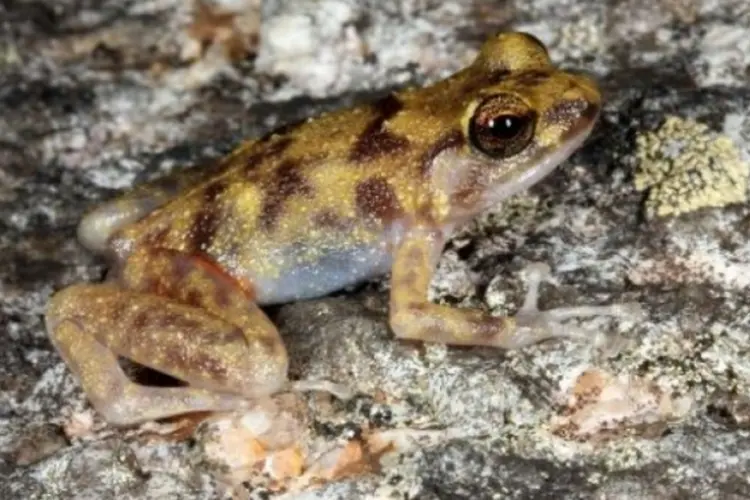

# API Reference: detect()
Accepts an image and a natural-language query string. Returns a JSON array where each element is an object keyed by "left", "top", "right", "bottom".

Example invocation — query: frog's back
[
  {"left": 102, "top": 71, "right": 478, "bottom": 285},
  {"left": 99, "top": 94, "right": 439, "bottom": 302},
  {"left": 110, "top": 101, "right": 412, "bottom": 250}
]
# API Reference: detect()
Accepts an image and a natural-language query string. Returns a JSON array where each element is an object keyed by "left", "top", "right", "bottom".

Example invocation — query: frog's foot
[
  {"left": 388, "top": 228, "right": 643, "bottom": 350},
  {"left": 506, "top": 262, "right": 644, "bottom": 348}
]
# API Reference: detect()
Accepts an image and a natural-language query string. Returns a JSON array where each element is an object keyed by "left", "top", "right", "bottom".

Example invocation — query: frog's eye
[{"left": 469, "top": 94, "right": 536, "bottom": 159}]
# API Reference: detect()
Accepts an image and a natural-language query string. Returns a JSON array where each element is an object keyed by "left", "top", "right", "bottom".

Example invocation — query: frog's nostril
[
  {"left": 566, "top": 71, "right": 601, "bottom": 104},
  {"left": 553, "top": 99, "right": 600, "bottom": 146}
]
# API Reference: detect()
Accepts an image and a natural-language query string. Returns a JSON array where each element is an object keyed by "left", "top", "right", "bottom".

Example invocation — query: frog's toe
[
  {"left": 290, "top": 379, "right": 355, "bottom": 401},
  {"left": 502, "top": 262, "right": 644, "bottom": 348}
]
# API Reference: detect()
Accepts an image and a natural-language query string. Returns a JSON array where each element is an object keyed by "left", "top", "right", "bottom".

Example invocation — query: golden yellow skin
[{"left": 46, "top": 32, "right": 638, "bottom": 425}]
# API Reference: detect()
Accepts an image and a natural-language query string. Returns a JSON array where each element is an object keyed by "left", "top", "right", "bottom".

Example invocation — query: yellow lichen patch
[{"left": 634, "top": 115, "right": 748, "bottom": 218}]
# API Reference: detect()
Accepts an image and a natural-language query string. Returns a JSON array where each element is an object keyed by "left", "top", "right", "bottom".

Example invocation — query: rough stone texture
[{"left": 2, "top": 0, "right": 750, "bottom": 498}]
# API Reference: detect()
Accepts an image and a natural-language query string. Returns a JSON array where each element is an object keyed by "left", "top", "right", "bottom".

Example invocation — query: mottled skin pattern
[{"left": 46, "top": 32, "right": 640, "bottom": 425}]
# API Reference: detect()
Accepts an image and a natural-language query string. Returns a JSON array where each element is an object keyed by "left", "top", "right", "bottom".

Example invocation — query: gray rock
[{"left": 2, "top": 0, "right": 750, "bottom": 498}]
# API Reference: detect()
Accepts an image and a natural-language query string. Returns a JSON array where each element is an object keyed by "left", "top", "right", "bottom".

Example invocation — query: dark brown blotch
[
  {"left": 349, "top": 94, "right": 410, "bottom": 162},
  {"left": 129, "top": 311, "right": 149, "bottom": 333},
  {"left": 487, "top": 68, "right": 512, "bottom": 84},
  {"left": 355, "top": 177, "right": 403, "bottom": 222},
  {"left": 188, "top": 179, "right": 227, "bottom": 253},
  {"left": 244, "top": 137, "right": 294, "bottom": 175},
  {"left": 205, "top": 326, "right": 246, "bottom": 347},
  {"left": 372, "top": 93, "right": 404, "bottom": 120},
  {"left": 109, "top": 299, "right": 128, "bottom": 323},
  {"left": 460, "top": 69, "right": 511, "bottom": 96},
  {"left": 211, "top": 282, "right": 232, "bottom": 309},
  {"left": 259, "top": 159, "right": 313, "bottom": 231},
  {"left": 184, "top": 289, "right": 203, "bottom": 308},
  {"left": 169, "top": 251, "right": 239, "bottom": 310},
  {"left": 178, "top": 283, "right": 231, "bottom": 310},
  {"left": 512, "top": 69, "right": 552, "bottom": 88},
  {"left": 420, "top": 129, "right": 465, "bottom": 175},
  {"left": 182, "top": 350, "right": 230, "bottom": 382},
  {"left": 143, "top": 224, "right": 172, "bottom": 248},
  {"left": 141, "top": 275, "right": 162, "bottom": 296},
  {"left": 170, "top": 251, "right": 194, "bottom": 284},
  {"left": 154, "top": 311, "right": 201, "bottom": 331},
  {"left": 350, "top": 128, "right": 409, "bottom": 163}
]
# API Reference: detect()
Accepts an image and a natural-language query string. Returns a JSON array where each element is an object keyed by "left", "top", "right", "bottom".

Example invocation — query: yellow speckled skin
[{"left": 46, "top": 33, "right": 612, "bottom": 425}]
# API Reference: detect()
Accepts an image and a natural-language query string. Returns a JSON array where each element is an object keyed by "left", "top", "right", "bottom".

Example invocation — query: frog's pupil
[{"left": 487, "top": 115, "right": 523, "bottom": 139}]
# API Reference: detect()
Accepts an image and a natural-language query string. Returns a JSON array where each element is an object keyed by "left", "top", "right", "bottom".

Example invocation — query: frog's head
[{"left": 429, "top": 32, "right": 601, "bottom": 221}]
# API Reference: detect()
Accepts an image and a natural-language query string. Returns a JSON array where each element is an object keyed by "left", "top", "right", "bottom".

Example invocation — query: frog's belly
[{"left": 246, "top": 243, "right": 393, "bottom": 305}]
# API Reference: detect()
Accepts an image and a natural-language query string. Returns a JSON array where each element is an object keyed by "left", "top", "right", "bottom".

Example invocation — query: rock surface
[{"left": 2, "top": 0, "right": 750, "bottom": 498}]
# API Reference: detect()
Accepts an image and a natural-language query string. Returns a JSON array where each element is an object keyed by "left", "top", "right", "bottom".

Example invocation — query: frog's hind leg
[{"left": 45, "top": 248, "right": 289, "bottom": 425}]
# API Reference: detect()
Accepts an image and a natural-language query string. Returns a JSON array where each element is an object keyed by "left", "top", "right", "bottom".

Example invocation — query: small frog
[{"left": 46, "top": 32, "right": 640, "bottom": 425}]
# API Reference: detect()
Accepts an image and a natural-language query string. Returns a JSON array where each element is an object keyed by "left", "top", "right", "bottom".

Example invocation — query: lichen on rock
[{"left": 634, "top": 115, "right": 748, "bottom": 219}]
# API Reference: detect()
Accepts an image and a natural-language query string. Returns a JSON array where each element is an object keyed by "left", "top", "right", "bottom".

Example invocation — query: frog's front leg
[
  {"left": 389, "top": 227, "right": 642, "bottom": 348},
  {"left": 45, "top": 248, "right": 289, "bottom": 425}
]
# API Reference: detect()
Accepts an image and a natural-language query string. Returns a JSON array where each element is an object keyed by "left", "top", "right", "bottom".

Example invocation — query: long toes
[{"left": 290, "top": 380, "right": 355, "bottom": 401}]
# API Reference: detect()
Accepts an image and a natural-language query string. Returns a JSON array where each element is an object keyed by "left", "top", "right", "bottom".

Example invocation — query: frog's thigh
[
  {"left": 47, "top": 302, "right": 252, "bottom": 425},
  {"left": 46, "top": 252, "right": 288, "bottom": 425}
]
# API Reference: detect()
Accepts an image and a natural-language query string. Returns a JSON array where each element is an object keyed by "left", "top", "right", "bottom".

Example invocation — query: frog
[{"left": 45, "top": 32, "right": 641, "bottom": 426}]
